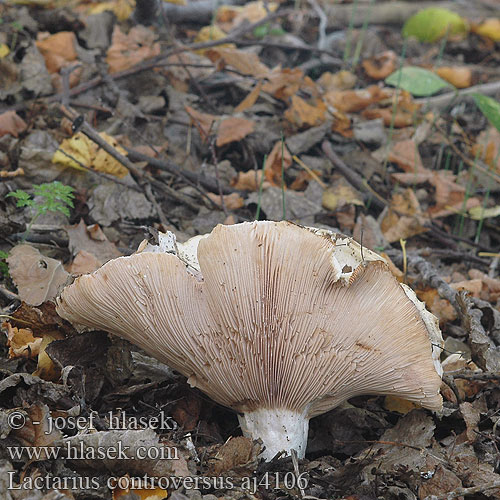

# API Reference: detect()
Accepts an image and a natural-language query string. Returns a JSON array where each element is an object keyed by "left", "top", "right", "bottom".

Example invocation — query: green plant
[{"left": 7, "top": 181, "right": 75, "bottom": 240}]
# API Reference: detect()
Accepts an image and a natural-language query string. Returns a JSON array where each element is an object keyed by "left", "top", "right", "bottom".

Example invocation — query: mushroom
[{"left": 56, "top": 221, "right": 443, "bottom": 460}]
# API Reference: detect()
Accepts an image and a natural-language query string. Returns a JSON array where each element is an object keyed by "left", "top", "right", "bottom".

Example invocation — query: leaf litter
[{"left": 0, "top": 0, "right": 500, "bottom": 499}]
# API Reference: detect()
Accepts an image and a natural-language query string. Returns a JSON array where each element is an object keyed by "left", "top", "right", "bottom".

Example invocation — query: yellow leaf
[
  {"left": 52, "top": 132, "right": 96, "bottom": 171},
  {"left": 0, "top": 43, "right": 10, "bottom": 58},
  {"left": 90, "top": 0, "right": 136, "bottom": 21},
  {"left": 52, "top": 132, "right": 129, "bottom": 178},
  {"left": 469, "top": 205, "right": 500, "bottom": 220},
  {"left": 474, "top": 18, "right": 500, "bottom": 42},
  {"left": 94, "top": 133, "right": 129, "bottom": 178},
  {"left": 33, "top": 332, "right": 64, "bottom": 381},
  {"left": 162, "top": 0, "right": 186, "bottom": 4},
  {"left": 194, "top": 25, "right": 233, "bottom": 54}
]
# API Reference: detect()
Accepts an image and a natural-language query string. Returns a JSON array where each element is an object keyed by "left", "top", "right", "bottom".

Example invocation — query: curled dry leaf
[
  {"left": 89, "top": 0, "right": 136, "bottom": 21},
  {"left": 317, "top": 70, "right": 356, "bottom": 91},
  {"left": 262, "top": 67, "right": 316, "bottom": 101},
  {"left": 231, "top": 169, "right": 270, "bottom": 191},
  {"left": 362, "top": 51, "right": 397, "bottom": 80},
  {"left": 106, "top": 25, "right": 161, "bottom": 73},
  {"left": 324, "top": 85, "right": 389, "bottom": 113},
  {"left": 216, "top": 116, "right": 255, "bottom": 147},
  {"left": 284, "top": 95, "right": 326, "bottom": 130},
  {"left": 0, "top": 110, "right": 28, "bottom": 138},
  {"left": 362, "top": 91, "right": 420, "bottom": 127},
  {"left": 7, "top": 245, "right": 69, "bottom": 306},
  {"left": 206, "top": 47, "right": 269, "bottom": 78},
  {"left": 388, "top": 139, "right": 428, "bottom": 173},
  {"left": 3, "top": 322, "right": 42, "bottom": 359},
  {"left": 264, "top": 140, "right": 292, "bottom": 186},
  {"left": 206, "top": 192, "right": 245, "bottom": 210},
  {"left": 471, "top": 126, "right": 500, "bottom": 172},
  {"left": 435, "top": 66, "right": 472, "bottom": 89},
  {"left": 36, "top": 31, "right": 78, "bottom": 73}
]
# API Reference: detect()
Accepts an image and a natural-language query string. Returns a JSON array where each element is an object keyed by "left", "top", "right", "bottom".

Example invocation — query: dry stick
[
  {"left": 321, "top": 140, "right": 386, "bottom": 211},
  {"left": 423, "top": 479, "right": 500, "bottom": 500},
  {"left": 59, "top": 106, "right": 199, "bottom": 214},
  {"left": 0, "top": 9, "right": 293, "bottom": 115},
  {"left": 126, "top": 148, "right": 238, "bottom": 195},
  {"left": 416, "top": 80, "right": 500, "bottom": 111}
]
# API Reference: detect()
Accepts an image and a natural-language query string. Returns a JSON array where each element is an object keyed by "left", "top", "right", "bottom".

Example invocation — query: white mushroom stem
[{"left": 238, "top": 408, "right": 309, "bottom": 460}]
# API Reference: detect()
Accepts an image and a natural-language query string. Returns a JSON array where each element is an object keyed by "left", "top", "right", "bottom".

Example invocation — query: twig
[
  {"left": 416, "top": 80, "right": 500, "bottom": 111},
  {"left": 0, "top": 285, "right": 20, "bottom": 302},
  {"left": 321, "top": 140, "right": 386, "bottom": 211}
]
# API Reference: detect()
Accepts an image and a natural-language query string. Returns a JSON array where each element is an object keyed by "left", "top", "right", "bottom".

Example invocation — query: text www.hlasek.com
[{"left": 7, "top": 440, "right": 177, "bottom": 461}]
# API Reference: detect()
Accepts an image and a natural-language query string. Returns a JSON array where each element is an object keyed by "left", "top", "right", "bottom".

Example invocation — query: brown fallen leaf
[
  {"left": 7, "top": 245, "right": 69, "bottom": 306},
  {"left": 264, "top": 140, "right": 292, "bottom": 186},
  {"left": 284, "top": 95, "right": 326, "bottom": 130},
  {"left": 106, "top": 25, "right": 161, "bottom": 73},
  {"left": 362, "top": 51, "right": 397, "bottom": 80},
  {"left": 262, "top": 67, "right": 314, "bottom": 101},
  {"left": 0, "top": 111, "right": 28, "bottom": 138},
  {"left": 471, "top": 126, "right": 500, "bottom": 173},
  {"left": 235, "top": 80, "right": 263, "bottom": 113},
  {"left": 362, "top": 91, "right": 420, "bottom": 127},
  {"left": 436, "top": 66, "right": 472, "bottom": 89},
  {"left": 388, "top": 139, "right": 428, "bottom": 173},
  {"left": 317, "top": 70, "right": 356, "bottom": 91},
  {"left": 324, "top": 85, "right": 389, "bottom": 113},
  {"left": 185, "top": 105, "right": 217, "bottom": 141},
  {"left": 216, "top": 116, "right": 255, "bottom": 147},
  {"left": 231, "top": 169, "right": 270, "bottom": 191},
  {"left": 206, "top": 192, "right": 245, "bottom": 210},
  {"left": 206, "top": 47, "right": 269, "bottom": 78},
  {"left": 450, "top": 279, "right": 483, "bottom": 297},
  {"left": 36, "top": 31, "right": 78, "bottom": 73},
  {"left": 3, "top": 322, "right": 42, "bottom": 359},
  {"left": 416, "top": 287, "right": 457, "bottom": 324}
]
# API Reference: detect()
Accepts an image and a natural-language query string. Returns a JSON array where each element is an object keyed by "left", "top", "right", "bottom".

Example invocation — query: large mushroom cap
[{"left": 56, "top": 221, "right": 442, "bottom": 458}]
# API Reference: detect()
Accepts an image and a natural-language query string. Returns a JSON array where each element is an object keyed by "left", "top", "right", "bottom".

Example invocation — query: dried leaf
[
  {"left": 52, "top": 131, "right": 129, "bottom": 178},
  {"left": 388, "top": 139, "right": 428, "bottom": 173},
  {"left": 3, "top": 322, "right": 42, "bottom": 359},
  {"left": 0, "top": 110, "right": 27, "bottom": 138},
  {"left": 106, "top": 26, "right": 161, "bottom": 73},
  {"left": 317, "top": 70, "right": 356, "bottom": 91},
  {"left": 7, "top": 245, "right": 69, "bottom": 306},
  {"left": 234, "top": 80, "right": 263, "bottom": 112},
  {"left": 90, "top": 0, "right": 135, "bottom": 21},
  {"left": 185, "top": 105, "right": 217, "bottom": 141},
  {"left": 264, "top": 140, "right": 292, "bottom": 186},
  {"left": 284, "top": 95, "right": 326, "bottom": 130},
  {"left": 36, "top": 31, "right": 78, "bottom": 73},
  {"left": 362, "top": 51, "right": 397, "bottom": 80},
  {"left": 436, "top": 66, "right": 472, "bottom": 89},
  {"left": 206, "top": 47, "right": 269, "bottom": 77},
  {"left": 206, "top": 192, "right": 245, "bottom": 210},
  {"left": 216, "top": 116, "right": 255, "bottom": 146},
  {"left": 324, "top": 85, "right": 389, "bottom": 113},
  {"left": 231, "top": 169, "right": 269, "bottom": 191}
]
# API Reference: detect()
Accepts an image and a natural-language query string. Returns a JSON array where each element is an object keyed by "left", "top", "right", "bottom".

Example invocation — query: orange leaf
[
  {"left": 36, "top": 32, "right": 77, "bottom": 73},
  {"left": 207, "top": 192, "right": 245, "bottom": 209},
  {"left": 206, "top": 47, "right": 269, "bottom": 78},
  {"left": 284, "top": 95, "right": 326, "bottom": 130},
  {"left": 216, "top": 116, "right": 255, "bottom": 146},
  {"left": 362, "top": 51, "right": 397, "bottom": 80},
  {"left": 231, "top": 169, "right": 270, "bottom": 191},
  {"left": 324, "top": 85, "right": 388, "bottom": 113}
]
